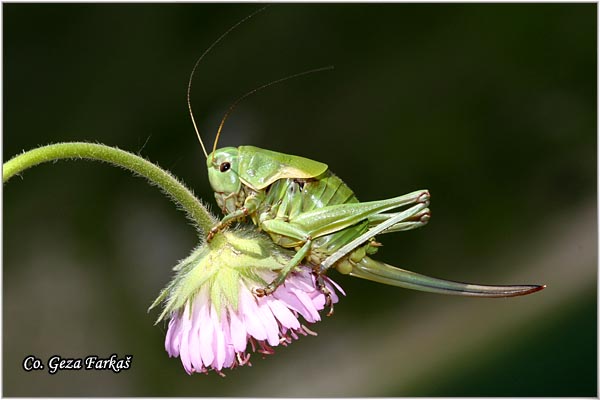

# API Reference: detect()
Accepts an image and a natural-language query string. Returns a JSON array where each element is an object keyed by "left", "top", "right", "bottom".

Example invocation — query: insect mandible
[{"left": 187, "top": 9, "right": 545, "bottom": 310}]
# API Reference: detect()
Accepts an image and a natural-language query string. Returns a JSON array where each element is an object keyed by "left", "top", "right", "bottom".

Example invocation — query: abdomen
[{"left": 262, "top": 171, "right": 370, "bottom": 259}]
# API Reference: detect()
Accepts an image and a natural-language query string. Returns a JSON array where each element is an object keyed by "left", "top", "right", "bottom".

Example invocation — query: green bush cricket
[{"left": 188, "top": 9, "right": 545, "bottom": 311}]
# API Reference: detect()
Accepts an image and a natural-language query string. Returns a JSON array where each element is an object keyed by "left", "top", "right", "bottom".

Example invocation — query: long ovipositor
[{"left": 352, "top": 256, "right": 545, "bottom": 297}]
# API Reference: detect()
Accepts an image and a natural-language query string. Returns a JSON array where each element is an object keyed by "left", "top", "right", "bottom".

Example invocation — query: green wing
[{"left": 238, "top": 145, "right": 328, "bottom": 190}]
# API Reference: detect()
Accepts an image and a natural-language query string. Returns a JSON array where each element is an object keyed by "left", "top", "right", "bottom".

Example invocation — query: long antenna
[
  {"left": 187, "top": 6, "right": 269, "bottom": 159},
  {"left": 211, "top": 65, "right": 335, "bottom": 161}
]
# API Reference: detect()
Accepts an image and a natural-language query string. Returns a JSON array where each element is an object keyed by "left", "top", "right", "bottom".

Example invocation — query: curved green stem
[{"left": 3, "top": 142, "right": 217, "bottom": 236}]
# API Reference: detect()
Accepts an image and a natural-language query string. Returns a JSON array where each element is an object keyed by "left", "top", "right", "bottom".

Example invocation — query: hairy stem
[{"left": 3, "top": 142, "right": 217, "bottom": 236}]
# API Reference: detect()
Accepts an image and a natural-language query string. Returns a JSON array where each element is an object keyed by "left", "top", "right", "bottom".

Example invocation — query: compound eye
[{"left": 219, "top": 162, "right": 231, "bottom": 172}]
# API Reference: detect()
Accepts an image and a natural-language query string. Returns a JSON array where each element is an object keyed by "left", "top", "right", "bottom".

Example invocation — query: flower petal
[
  {"left": 198, "top": 299, "right": 214, "bottom": 367},
  {"left": 179, "top": 302, "right": 194, "bottom": 374},
  {"left": 165, "top": 316, "right": 182, "bottom": 357},
  {"left": 228, "top": 306, "right": 247, "bottom": 353},
  {"left": 290, "top": 287, "right": 321, "bottom": 322},
  {"left": 257, "top": 299, "right": 283, "bottom": 346},
  {"left": 266, "top": 297, "right": 301, "bottom": 330},
  {"left": 211, "top": 305, "right": 226, "bottom": 371},
  {"left": 326, "top": 276, "right": 346, "bottom": 297},
  {"left": 189, "top": 296, "right": 205, "bottom": 372},
  {"left": 220, "top": 313, "right": 236, "bottom": 368},
  {"left": 239, "top": 288, "right": 268, "bottom": 341}
]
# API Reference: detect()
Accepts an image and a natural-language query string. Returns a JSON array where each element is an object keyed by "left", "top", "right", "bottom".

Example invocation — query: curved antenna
[
  {"left": 211, "top": 65, "right": 335, "bottom": 161},
  {"left": 187, "top": 6, "right": 269, "bottom": 158}
]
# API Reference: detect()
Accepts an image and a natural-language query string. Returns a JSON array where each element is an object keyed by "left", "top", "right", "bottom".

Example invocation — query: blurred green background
[{"left": 3, "top": 3, "right": 596, "bottom": 396}]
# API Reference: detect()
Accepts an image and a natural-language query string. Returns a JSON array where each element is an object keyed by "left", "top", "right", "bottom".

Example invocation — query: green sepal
[{"left": 149, "top": 227, "right": 294, "bottom": 324}]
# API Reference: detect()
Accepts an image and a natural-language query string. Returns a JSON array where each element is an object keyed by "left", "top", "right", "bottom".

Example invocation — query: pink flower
[
  {"left": 165, "top": 267, "right": 342, "bottom": 375},
  {"left": 150, "top": 229, "right": 344, "bottom": 375}
]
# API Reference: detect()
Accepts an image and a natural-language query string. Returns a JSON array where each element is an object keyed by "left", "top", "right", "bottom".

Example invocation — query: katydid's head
[{"left": 207, "top": 147, "right": 242, "bottom": 211}]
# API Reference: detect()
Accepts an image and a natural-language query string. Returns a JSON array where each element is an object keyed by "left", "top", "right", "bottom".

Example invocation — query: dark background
[{"left": 3, "top": 3, "right": 596, "bottom": 396}]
